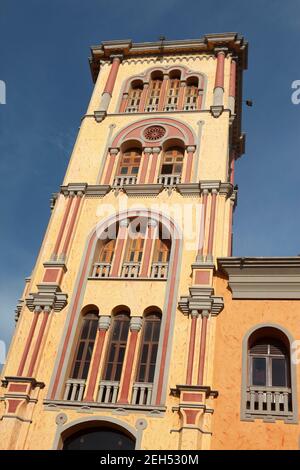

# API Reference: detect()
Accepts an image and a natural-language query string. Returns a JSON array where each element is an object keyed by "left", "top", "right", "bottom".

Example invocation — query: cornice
[{"left": 218, "top": 257, "right": 300, "bottom": 299}]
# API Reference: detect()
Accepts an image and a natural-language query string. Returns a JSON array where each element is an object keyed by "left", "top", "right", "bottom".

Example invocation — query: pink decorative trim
[
  {"left": 60, "top": 196, "right": 82, "bottom": 258},
  {"left": 197, "top": 315, "right": 208, "bottom": 385},
  {"left": 207, "top": 192, "right": 217, "bottom": 258},
  {"left": 186, "top": 315, "right": 197, "bottom": 385},
  {"left": 117, "top": 330, "right": 139, "bottom": 404},
  {"left": 185, "top": 409, "right": 199, "bottom": 425},
  {"left": 119, "top": 94, "right": 128, "bottom": 113},
  {"left": 182, "top": 392, "right": 203, "bottom": 402},
  {"left": 27, "top": 311, "right": 49, "bottom": 377},
  {"left": 17, "top": 312, "right": 39, "bottom": 376},
  {"left": 138, "top": 84, "right": 149, "bottom": 112},
  {"left": 214, "top": 51, "right": 225, "bottom": 89},
  {"left": 197, "top": 192, "right": 208, "bottom": 257},
  {"left": 177, "top": 83, "right": 185, "bottom": 111},
  {"left": 148, "top": 150, "right": 159, "bottom": 183},
  {"left": 229, "top": 59, "right": 237, "bottom": 98},
  {"left": 228, "top": 203, "right": 233, "bottom": 257},
  {"left": 52, "top": 196, "right": 73, "bottom": 258},
  {"left": 140, "top": 223, "right": 157, "bottom": 277},
  {"left": 158, "top": 76, "right": 168, "bottom": 111},
  {"left": 103, "top": 56, "right": 121, "bottom": 96},
  {"left": 138, "top": 150, "right": 150, "bottom": 184},
  {"left": 110, "top": 223, "right": 127, "bottom": 277},
  {"left": 84, "top": 329, "right": 107, "bottom": 401},
  {"left": 195, "top": 271, "right": 210, "bottom": 285},
  {"left": 184, "top": 149, "right": 194, "bottom": 183},
  {"left": 103, "top": 150, "right": 117, "bottom": 185}
]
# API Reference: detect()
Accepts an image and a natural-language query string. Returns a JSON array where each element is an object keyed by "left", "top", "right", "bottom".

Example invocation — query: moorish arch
[{"left": 48, "top": 209, "right": 183, "bottom": 408}]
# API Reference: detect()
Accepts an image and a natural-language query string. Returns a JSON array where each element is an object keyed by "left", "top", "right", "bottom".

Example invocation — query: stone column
[
  {"left": 186, "top": 310, "right": 199, "bottom": 385},
  {"left": 17, "top": 306, "right": 41, "bottom": 376},
  {"left": 158, "top": 73, "right": 169, "bottom": 111},
  {"left": 148, "top": 147, "right": 161, "bottom": 183},
  {"left": 110, "top": 219, "right": 129, "bottom": 277},
  {"left": 84, "top": 316, "right": 111, "bottom": 401},
  {"left": 228, "top": 58, "right": 237, "bottom": 114},
  {"left": 119, "top": 92, "right": 129, "bottom": 112},
  {"left": 140, "top": 220, "right": 158, "bottom": 277},
  {"left": 51, "top": 195, "right": 74, "bottom": 260},
  {"left": 27, "top": 306, "right": 51, "bottom": 377},
  {"left": 95, "top": 55, "right": 122, "bottom": 122},
  {"left": 213, "top": 50, "right": 226, "bottom": 107},
  {"left": 138, "top": 82, "right": 149, "bottom": 112},
  {"left": 197, "top": 310, "right": 209, "bottom": 385},
  {"left": 103, "top": 148, "right": 119, "bottom": 185},
  {"left": 177, "top": 80, "right": 186, "bottom": 110},
  {"left": 138, "top": 147, "right": 152, "bottom": 184},
  {"left": 184, "top": 146, "right": 196, "bottom": 183},
  {"left": 206, "top": 189, "right": 218, "bottom": 262},
  {"left": 117, "top": 317, "right": 143, "bottom": 404},
  {"left": 59, "top": 191, "right": 83, "bottom": 260}
]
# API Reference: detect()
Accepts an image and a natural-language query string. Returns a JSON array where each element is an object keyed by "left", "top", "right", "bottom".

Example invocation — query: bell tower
[{"left": 0, "top": 33, "right": 248, "bottom": 450}]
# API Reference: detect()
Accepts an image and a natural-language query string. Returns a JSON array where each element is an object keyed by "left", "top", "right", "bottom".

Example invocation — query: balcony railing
[
  {"left": 158, "top": 174, "right": 181, "bottom": 187},
  {"left": 150, "top": 262, "right": 169, "bottom": 279},
  {"left": 164, "top": 104, "right": 177, "bottom": 112},
  {"left": 92, "top": 262, "right": 111, "bottom": 278},
  {"left": 184, "top": 103, "right": 197, "bottom": 111},
  {"left": 245, "top": 386, "right": 293, "bottom": 419},
  {"left": 145, "top": 104, "right": 158, "bottom": 112},
  {"left": 113, "top": 175, "right": 137, "bottom": 187},
  {"left": 125, "top": 106, "right": 139, "bottom": 113},
  {"left": 98, "top": 381, "right": 120, "bottom": 404},
  {"left": 131, "top": 382, "right": 153, "bottom": 406},
  {"left": 121, "top": 262, "right": 141, "bottom": 278},
  {"left": 63, "top": 379, "right": 86, "bottom": 402}
]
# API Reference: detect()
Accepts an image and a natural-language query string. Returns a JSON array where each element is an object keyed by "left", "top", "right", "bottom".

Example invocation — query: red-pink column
[
  {"left": 110, "top": 219, "right": 129, "bottom": 277},
  {"left": 17, "top": 307, "right": 41, "bottom": 376},
  {"left": 117, "top": 317, "right": 143, "bottom": 404},
  {"left": 186, "top": 310, "right": 199, "bottom": 385},
  {"left": 197, "top": 189, "right": 209, "bottom": 261},
  {"left": 99, "top": 55, "right": 122, "bottom": 112},
  {"left": 177, "top": 80, "right": 186, "bottom": 110},
  {"left": 140, "top": 220, "right": 157, "bottom": 277},
  {"left": 213, "top": 50, "right": 226, "bottom": 107},
  {"left": 197, "top": 76, "right": 204, "bottom": 110},
  {"left": 206, "top": 189, "right": 218, "bottom": 262},
  {"left": 103, "top": 148, "right": 119, "bottom": 185},
  {"left": 119, "top": 92, "right": 129, "bottom": 112},
  {"left": 59, "top": 191, "right": 83, "bottom": 260},
  {"left": 51, "top": 196, "right": 73, "bottom": 260},
  {"left": 138, "top": 148, "right": 151, "bottom": 184},
  {"left": 148, "top": 147, "right": 161, "bottom": 184},
  {"left": 27, "top": 307, "right": 51, "bottom": 377},
  {"left": 138, "top": 82, "right": 149, "bottom": 112},
  {"left": 228, "top": 197, "right": 235, "bottom": 256},
  {"left": 184, "top": 146, "right": 196, "bottom": 183},
  {"left": 84, "top": 316, "right": 111, "bottom": 401},
  {"left": 228, "top": 58, "right": 237, "bottom": 114},
  {"left": 158, "top": 73, "right": 169, "bottom": 111},
  {"left": 197, "top": 310, "right": 209, "bottom": 385}
]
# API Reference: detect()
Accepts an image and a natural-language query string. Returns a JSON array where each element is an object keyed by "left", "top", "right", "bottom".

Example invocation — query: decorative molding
[
  {"left": 26, "top": 284, "right": 68, "bottom": 312},
  {"left": 123, "top": 183, "right": 163, "bottom": 197},
  {"left": 218, "top": 257, "right": 300, "bottom": 299},
  {"left": 178, "top": 286, "right": 224, "bottom": 316},
  {"left": 61, "top": 183, "right": 87, "bottom": 197},
  {"left": 85, "top": 185, "right": 111, "bottom": 197}
]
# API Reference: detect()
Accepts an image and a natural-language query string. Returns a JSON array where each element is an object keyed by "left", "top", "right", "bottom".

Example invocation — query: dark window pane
[
  {"left": 139, "top": 365, "right": 145, "bottom": 382},
  {"left": 76, "top": 342, "right": 85, "bottom": 361},
  {"left": 150, "top": 344, "right": 158, "bottom": 363},
  {"left": 161, "top": 164, "right": 173, "bottom": 175},
  {"left": 104, "top": 363, "right": 112, "bottom": 381},
  {"left": 144, "top": 323, "right": 152, "bottom": 341},
  {"left": 120, "top": 167, "right": 128, "bottom": 174},
  {"left": 108, "top": 344, "right": 116, "bottom": 362},
  {"left": 141, "top": 344, "right": 149, "bottom": 364},
  {"left": 153, "top": 323, "right": 161, "bottom": 341},
  {"left": 82, "top": 362, "right": 90, "bottom": 379},
  {"left": 272, "top": 358, "right": 287, "bottom": 387},
  {"left": 252, "top": 357, "right": 267, "bottom": 386},
  {"left": 148, "top": 364, "right": 155, "bottom": 382}
]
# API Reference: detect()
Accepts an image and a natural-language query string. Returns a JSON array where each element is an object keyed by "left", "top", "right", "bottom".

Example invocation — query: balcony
[
  {"left": 113, "top": 175, "right": 137, "bottom": 187},
  {"left": 125, "top": 106, "right": 139, "bottom": 113},
  {"left": 98, "top": 380, "right": 120, "bottom": 404},
  {"left": 92, "top": 262, "right": 111, "bottom": 278},
  {"left": 150, "top": 262, "right": 168, "bottom": 279},
  {"left": 157, "top": 174, "right": 181, "bottom": 187},
  {"left": 245, "top": 386, "right": 293, "bottom": 420},
  {"left": 63, "top": 379, "right": 86, "bottom": 402},
  {"left": 145, "top": 104, "right": 158, "bottom": 112},
  {"left": 164, "top": 104, "right": 177, "bottom": 112},
  {"left": 131, "top": 382, "right": 153, "bottom": 406},
  {"left": 121, "top": 262, "right": 141, "bottom": 278}
]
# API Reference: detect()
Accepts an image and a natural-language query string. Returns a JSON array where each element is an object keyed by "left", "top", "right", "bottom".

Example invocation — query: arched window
[
  {"left": 92, "top": 239, "right": 116, "bottom": 278},
  {"left": 103, "top": 313, "right": 130, "bottom": 382},
  {"left": 70, "top": 312, "right": 98, "bottom": 380},
  {"left": 164, "top": 71, "right": 181, "bottom": 111},
  {"left": 160, "top": 147, "right": 184, "bottom": 177},
  {"left": 126, "top": 81, "right": 143, "bottom": 113},
  {"left": 114, "top": 148, "right": 142, "bottom": 186},
  {"left": 62, "top": 424, "right": 135, "bottom": 450},
  {"left": 136, "top": 313, "right": 161, "bottom": 384},
  {"left": 242, "top": 326, "right": 296, "bottom": 423},
  {"left": 153, "top": 239, "right": 171, "bottom": 263},
  {"left": 99, "top": 239, "right": 116, "bottom": 264},
  {"left": 184, "top": 77, "right": 199, "bottom": 111},
  {"left": 146, "top": 73, "right": 163, "bottom": 112}
]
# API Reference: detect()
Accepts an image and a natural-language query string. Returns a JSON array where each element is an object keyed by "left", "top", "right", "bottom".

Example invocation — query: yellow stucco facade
[{"left": 1, "top": 33, "right": 299, "bottom": 451}]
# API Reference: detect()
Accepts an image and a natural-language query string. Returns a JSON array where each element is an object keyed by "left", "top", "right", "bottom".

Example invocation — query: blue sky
[{"left": 1, "top": 0, "right": 300, "bottom": 351}]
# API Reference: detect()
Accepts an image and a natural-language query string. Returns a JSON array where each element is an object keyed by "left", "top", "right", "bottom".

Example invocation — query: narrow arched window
[
  {"left": 136, "top": 313, "right": 161, "bottom": 383},
  {"left": 70, "top": 312, "right": 98, "bottom": 380},
  {"left": 126, "top": 82, "right": 143, "bottom": 113},
  {"left": 184, "top": 77, "right": 199, "bottom": 111},
  {"left": 99, "top": 239, "right": 116, "bottom": 264},
  {"left": 153, "top": 239, "right": 171, "bottom": 263},
  {"left": 160, "top": 147, "right": 184, "bottom": 176},
  {"left": 103, "top": 313, "right": 130, "bottom": 382},
  {"left": 249, "top": 338, "right": 289, "bottom": 388},
  {"left": 146, "top": 76, "right": 163, "bottom": 111},
  {"left": 164, "top": 74, "right": 180, "bottom": 111},
  {"left": 117, "top": 148, "right": 141, "bottom": 177}
]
